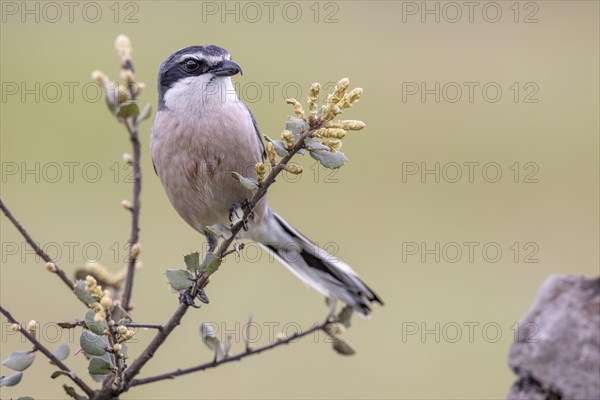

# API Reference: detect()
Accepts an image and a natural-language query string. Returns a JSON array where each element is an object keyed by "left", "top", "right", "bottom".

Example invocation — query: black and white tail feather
[{"left": 251, "top": 210, "right": 383, "bottom": 317}]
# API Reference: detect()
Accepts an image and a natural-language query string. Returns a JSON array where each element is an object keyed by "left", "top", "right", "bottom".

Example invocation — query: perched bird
[{"left": 151, "top": 45, "right": 382, "bottom": 317}]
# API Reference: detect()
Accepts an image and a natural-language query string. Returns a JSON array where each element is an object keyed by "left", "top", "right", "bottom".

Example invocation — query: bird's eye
[{"left": 184, "top": 59, "right": 200, "bottom": 72}]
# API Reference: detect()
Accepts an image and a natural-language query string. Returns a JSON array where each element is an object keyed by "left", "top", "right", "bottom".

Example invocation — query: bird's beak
[{"left": 212, "top": 60, "right": 243, "bottom": 77}]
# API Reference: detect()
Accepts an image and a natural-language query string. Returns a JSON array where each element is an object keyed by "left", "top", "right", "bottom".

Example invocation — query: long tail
[{"left": 249, "top": 210, "right": 383, "bottom": 317}]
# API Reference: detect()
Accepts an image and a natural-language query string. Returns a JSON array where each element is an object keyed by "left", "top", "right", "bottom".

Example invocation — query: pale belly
[{"left": 150, "top": 107, "right": 265, "bottom": 234}]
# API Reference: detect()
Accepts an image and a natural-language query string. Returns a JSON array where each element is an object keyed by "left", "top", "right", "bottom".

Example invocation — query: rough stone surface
[{"left": 507, "top": 275, "right": 600, "bottom": 400}]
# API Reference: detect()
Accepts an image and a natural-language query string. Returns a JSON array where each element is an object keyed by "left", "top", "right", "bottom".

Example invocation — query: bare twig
[
  {"left": 120, "top": 128, "right": 314, "bottom": 389},
  {"left": 120, "top": 95, "right": 142, "bottom": 313},
  {"left": 0, "top": 199, "right": 84, "bottom": 305},
  {"left": 129, "top": 321, "right": 328, "bottom": 387},
  {"left": 0, "top": 305, "right": 95, "bottom": 398}
]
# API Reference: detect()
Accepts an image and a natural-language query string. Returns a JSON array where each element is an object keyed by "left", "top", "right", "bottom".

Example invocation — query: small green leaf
[
  {"left": 272, "top": 140, "right": 289, "bottom": 157},
  {"left": 80, "top": 331, "right": 108, "bottom": 356},
  {"left": 117, "top": 319, "right": 128, "bottom": 326},
  {"left": 203, "top": 253, "right": 222, "bottom": 276},
  {"left": 286, "top": 116, "right": 309, "bottom": 140},
  {"left": 88, "top": 356, "right": 112, "bottom": 375},
  {"left": 309, "top": 149, "right": 348, "bottom": 169},
  {"left": 332, "top": 337, "right": 356, "bottom": 356},
  {"left": 73, "top": 280, "right": 94, "bottom": 304},
  {"left": 63, "top": 384, "right": 88, "bottom": 400},
  {"left": 89, "top": 374, "right": 107, "bottom": 383},
  {"left": 165, "top": 269, "right": 192, "bottom": 291},
  {"left": 206, "top": 224, "right": 232, "bottom": 240},
  {"left": 231, "top": 172, "right": 259, "bottom": 190},
  {"left": 2, "top": 350, "right": 35, "bottom": 371},
  {"left": 84, "top": 309, "right": 108, "bottom": 335},
  {"left": 0, "top": 371, "right": 23, "bottom": 386},
  {"left": 337, "top": 305, "right": 353, "bottom": 328},
  {"left": 53, "top": 343, "right": 70, "bottom": 361},
  {"left": 184, "top": 252, "right": 201, "bottom": 273},
  {"left": 200, "top": 323, "right": 225, "bottom": 361},
  {"left": 304, "top": 138, "right": 330, "bottom": 151},
  {"left": 51, "top": 370, "right": 72, "bottom": 379},
  {"left": 138, "top": 103, "right": 152, "bottom": 121},
  {"left": 116, "top": 102, "right": 140, "bottom": 119}
]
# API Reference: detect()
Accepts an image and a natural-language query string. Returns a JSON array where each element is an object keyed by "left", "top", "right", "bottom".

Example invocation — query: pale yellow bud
[
  {"left": 91, "top": 70, "right": 108, "bottom": 85},
  {"left": 275, "top": 332, "right": 286, "bottom": 342},
  {"left": 255, "top": 163, "right": 266, "bottom": 184},
  {"left": 266, "top": 142, "right": 277, "bottom": 166},
  {"left": 114, "top": 34, "right": 133, "bottom": 62},
  {"left": 130, "top": 243, "right": 141, "bottom": 259},
  {"left": 281, "top": 130, "right": 295, "bottom": 146},
  {"left": 348, "top": 88, "right": 363, "bottom": 103},
  {"left": 316, "top": 128, "right": 346, "bottom": 139},
  {"left": 100, "top": 296, "right": 113, "bottom": 309},
  {"left": 133, "top": 82, "right": 145, "bottom": 96},
  {"left": 286, "top": 98, "right": 305, "bottom": 119},
  {"left": 86, "top": 275, "right": 97, "bottom": 288},
  {"left": 322, "top": 139, "right": 342, "bottom": 151},
  {"left": 284, "top": 164, "right": 303, "bottom": 175},
  {"left": 308, "top": 82, "right": 321, "bottom": 112},
  {"left": 308, "top": 82, "right": 321, "bottom": 99},
  {"left": 45, "top": 262, "right": 57, "bottom": 272},
  {"left": 255, "top": 162, "right": 266, "bottom": 175},
  {"left": 327, "top": 120, "right": 365, "bottom": 130},
  {"left": 11, "top": 323, "right": 21, "bottom": 332},
  {"left": 117, "top": 326, "right": 128, "bottom": 335},
  {"left": 135, "top": 260, "right": 143, "bottom": 271},
  {"left": 328, "top": 78, "right": 350, "bottom": 105},
  {"left": 113, "top": 343, "right": 122, "bottom": 352},
  {"left": 120, "top": 69, "right": 135, "bottom": 84},
  {"left": 94, "top": 310, "right": 106, "bottom": 323},
  {"left": 27, "top": 320, "right": 37, "bottom": 335},
  {"left": 117, "top": 85, "right": 130, "bottom": 103},
  {"left": 121, "top": 199, "right": 133, "bottom": 210},
  {"left": 122, "top": 152, "right": 133, "bottom": 164},
  {"left": 325, "top": 322, "right": 346, "bottom": 336}
]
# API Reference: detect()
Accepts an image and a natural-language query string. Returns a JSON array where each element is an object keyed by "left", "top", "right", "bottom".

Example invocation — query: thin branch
[
  {"left": 120, "top": 128, "right": 315, "bottom": 389},
  {"left": 120, "top": 105, "right": 142, "bottom": 313},
  {"left": 126, "top": 323, "right": 163, "bottom": 330},
  {"left": 0, "top": 199, "right": 84, "bottom": 304},
  {"left": 129, "top": 321, "right": 328, "bottom": 387},
  {"left": 0, "top": 304, "right": 95, "bottom": 398}
]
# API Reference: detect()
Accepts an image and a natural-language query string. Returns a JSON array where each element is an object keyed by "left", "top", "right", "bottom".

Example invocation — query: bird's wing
[{"left": 242, "top": 103, "right": 266, "bottom": 161}]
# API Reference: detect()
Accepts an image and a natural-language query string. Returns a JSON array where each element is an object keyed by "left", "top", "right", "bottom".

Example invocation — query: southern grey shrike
[{"left": 151, "top": 45, "right": 382, "bottom": 317}]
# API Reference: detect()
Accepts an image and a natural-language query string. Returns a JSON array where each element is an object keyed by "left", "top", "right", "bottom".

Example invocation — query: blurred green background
[{"left": 1, "top": 1, "right": 598, "bottom": 399}]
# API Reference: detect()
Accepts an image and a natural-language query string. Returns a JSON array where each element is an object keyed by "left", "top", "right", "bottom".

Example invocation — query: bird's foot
[
  {"left": 228, "top": 199, "right": 252, "bottom": 231},
  {"left": 179, "top": 287, "right": 210, "bottom": 308}
]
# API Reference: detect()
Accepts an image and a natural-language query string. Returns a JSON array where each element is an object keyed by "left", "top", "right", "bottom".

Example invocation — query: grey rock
[{"left": 508, "top": 275, "right": 600, "bottom": 400}]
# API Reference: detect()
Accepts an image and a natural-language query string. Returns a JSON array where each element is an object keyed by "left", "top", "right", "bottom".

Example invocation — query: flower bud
[
  {"left": 285, "top": 164, "right": 303, "bottom": 175},
  {"left": 27, "top": 320, "right": 37, "bottom": 335},
  {"left": 45, "top": 262, "right": 57, "bottom": 272},
  {"left": 286, "top": 98, "right": 305, "bottom": 119},
  {"left": 11, "top": 323, "right": 21, "bottom": 332},
  {"left": 266, "top": 142, "right": 277, "bottom": 166},
  {"left": 130, "top": 243, "right": 141, "bottom": 259},
  {"left": 122, "top": 152, "right": 133, "bottom": 165},
  {"left": 121, "top": 199, "right": 133, "bottom": 211},
  {"left": 100, "top": 296, "right": 113, "bottom": 309}
]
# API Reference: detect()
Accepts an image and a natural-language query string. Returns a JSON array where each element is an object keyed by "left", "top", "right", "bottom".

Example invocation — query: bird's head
[{"left": 157, "top": 45, "right": 242, "bottom": 110}]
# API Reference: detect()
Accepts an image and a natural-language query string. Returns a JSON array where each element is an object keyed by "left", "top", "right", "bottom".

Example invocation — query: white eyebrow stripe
[{"left": 178, "top": 54, "right": 226, "bottom": 64}]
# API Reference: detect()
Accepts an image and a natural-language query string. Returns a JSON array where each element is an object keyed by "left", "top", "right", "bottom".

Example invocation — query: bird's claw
[
  {"left": 179, "top": 287, "right": 210, "bottom": 308},
  {"left": 229, "top": 199, "right": 252, "bottom": 230}
]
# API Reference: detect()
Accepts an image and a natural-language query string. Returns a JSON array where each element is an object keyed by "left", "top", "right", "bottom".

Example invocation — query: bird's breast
[{"left": 150, "top": 103, "right": 263, "bottom": 232}]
